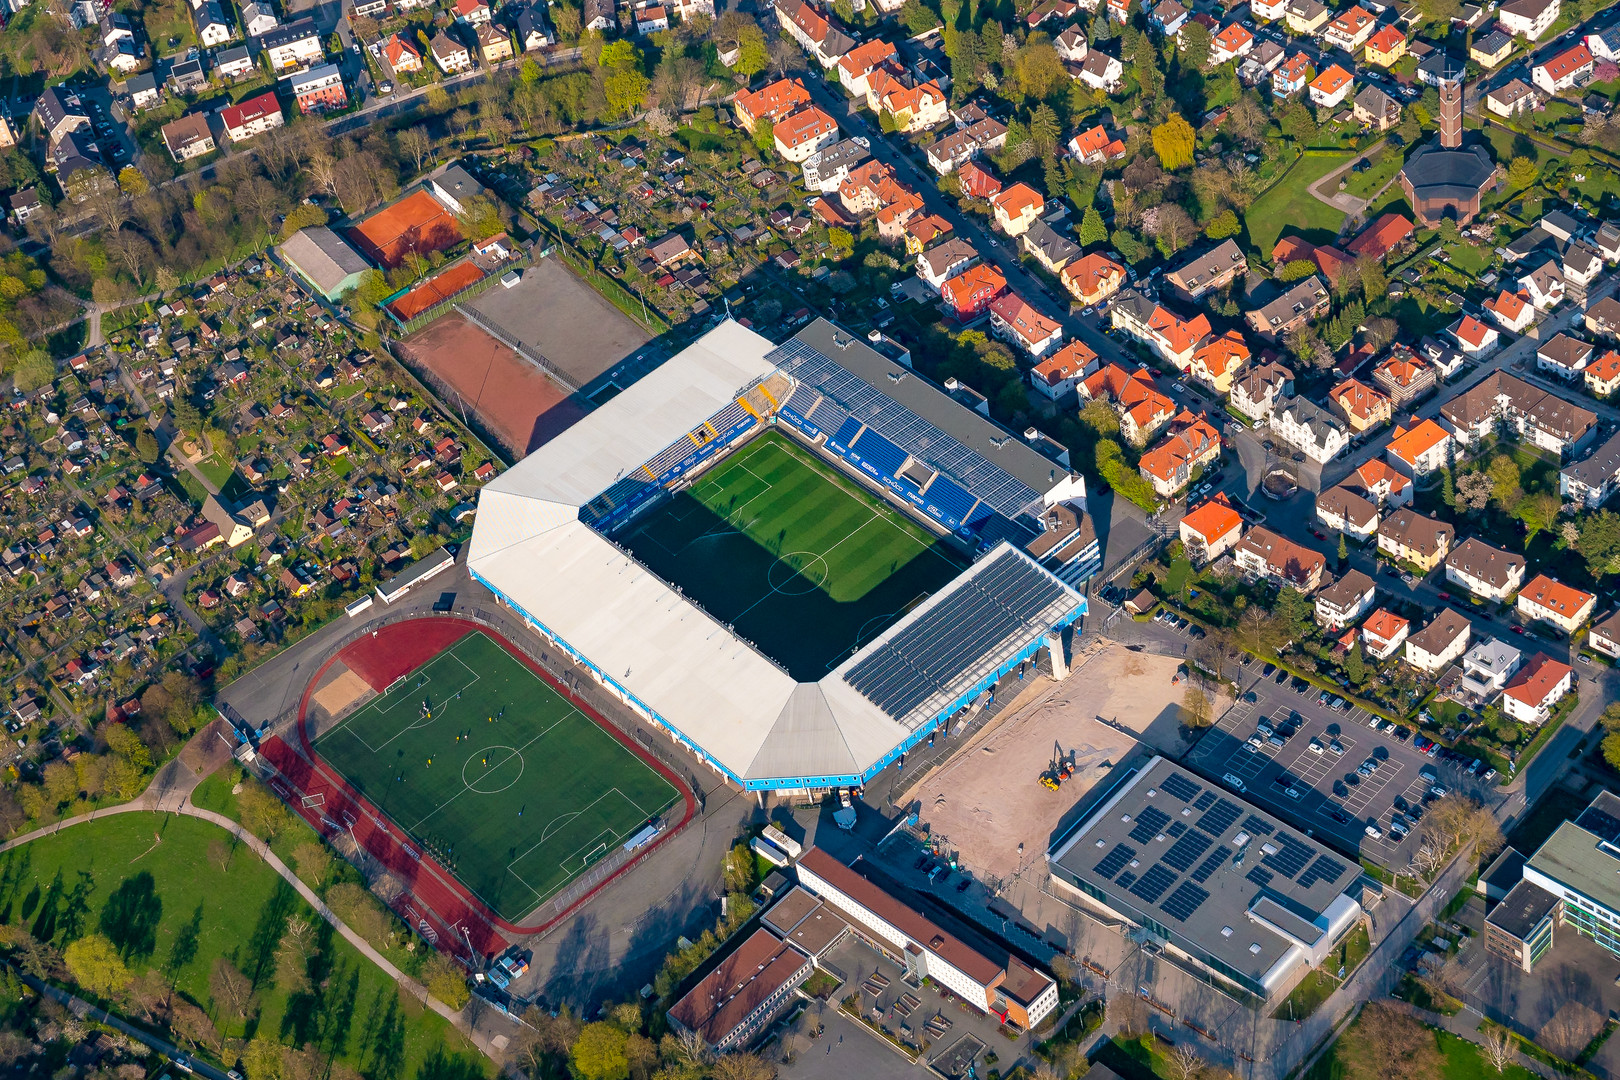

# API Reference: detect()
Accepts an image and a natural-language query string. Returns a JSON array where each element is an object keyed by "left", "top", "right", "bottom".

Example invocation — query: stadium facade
[{"left": 467, "top": 318, "right": 1093, "bottom": 793}]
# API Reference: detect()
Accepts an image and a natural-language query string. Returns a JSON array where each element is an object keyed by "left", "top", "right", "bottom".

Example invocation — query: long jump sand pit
[
  {"left": 399, "top": 313, "right": 587, "bottom": 456},
  {"left": 903, "top": 644, "right": 1229, "bottom": 883}
]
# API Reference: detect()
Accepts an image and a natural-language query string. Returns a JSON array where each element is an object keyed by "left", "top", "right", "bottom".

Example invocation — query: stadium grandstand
[{"left": 467, "top": 318, "right": 1093, "bottom": 794}]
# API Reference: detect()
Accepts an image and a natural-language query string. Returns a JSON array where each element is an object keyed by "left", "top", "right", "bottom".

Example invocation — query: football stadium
[{"left": 467, "top": 318, "right": 1098, "bottom": 793}]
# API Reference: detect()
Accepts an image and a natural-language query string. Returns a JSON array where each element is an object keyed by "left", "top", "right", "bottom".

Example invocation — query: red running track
[{"left": 273, "top": 617, "right": 697, "bottom": 960}]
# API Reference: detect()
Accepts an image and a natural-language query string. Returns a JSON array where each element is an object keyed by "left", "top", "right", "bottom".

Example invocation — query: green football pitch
[
  {"left": 314, "top": 632, "right": 680, "bottom": 921},
  {"left": 619, "top": 429, "right": 965, "bottom": 679}
]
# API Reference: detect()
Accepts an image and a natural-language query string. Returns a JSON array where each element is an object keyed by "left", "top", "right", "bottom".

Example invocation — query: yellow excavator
[{"left": 1040, "top": 742, "right": 1076, "bottom": 790}]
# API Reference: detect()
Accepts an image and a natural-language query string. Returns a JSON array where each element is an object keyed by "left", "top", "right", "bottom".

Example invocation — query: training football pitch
[
  {"left": 619, "top": 429, "right": 965, "bottom": 679},
  {"left": 313, "top": 632, "right": 680, "bottom": 921}
]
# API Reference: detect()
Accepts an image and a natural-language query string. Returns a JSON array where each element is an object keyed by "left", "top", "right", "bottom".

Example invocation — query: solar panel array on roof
[
  {"left": 769, "top": 339, "right": 1042, "bottom": 518},
  {"left": 1162, "top": 830, "right": 1213, "bottom": 873},
  {"left": 1161, "top": 774, "right": 1202, "bottom": 803},
  {"left": 1193, "top": 791, "right": 1217, "bottom": 812},
  {"left": 1196, "top": 798, "right": 1243, "bottom": 837},
  {"left": 1116, "top": 870, "right": 1137, "bottom": 890},
  {"left": 1128, "top": 806, "right": 1172, "bottom": 844},
  {"left": 1161, "top": 881, "right": 1210, "bottom": 923},
  {"left": 1261, "top": 836, "right": 1314, "bottom": 879},
  {"left": 1095, "top": 843, "right": 1136, "bottom": 879},
  {"left": 1190, "top": 845, "right": 1232, "bottom": 883},
  {"left": 1130, "top": 864, "right": 1177, "bottom": 904},
  {"left": 1297, "top": 854, "right": 1349, "bottom": 891},
  {"left": 842, "top": 550, "right": 1074, "bottom": 722},
  {"left": 1243, "top": 815, "right": 1276, "bottom": 837},
  {"left": 1246, "top": 866, "right": 1274, "bottom": 889},
  {"left": 1577, "top": 806, "right": 1620, "bottom": 843},
  {"left": 1166, "top": 821, "right": 1187, "bottom": 838}
]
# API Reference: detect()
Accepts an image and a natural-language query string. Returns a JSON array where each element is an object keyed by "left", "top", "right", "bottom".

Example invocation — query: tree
[
  {"left": 1454, "top": 471, "right": 1493, "bottom": 512},
  {"left": 1339, "top": 1002, "right": 1440, "bottom": 1080},
  {"left": 1080, "top": 398, "right": 1120, "bottom": 437},
  {"left": 420, "top": 950, "right": 470, "bottom": 1009},
  {"left": 1344, "top": 641, "right": 1366, "bottom": 685},
  {"left": 1080, "top": 206, "right": 1109, "bottom": 248},
  {"left": 1151, "top": 113, "right": 1196, "bottom": 171},
  {"left": 1205, "top": 209, "right": 1240, "bottom": 239},
  {"left": 11, "top": 350, "right": 54, "bottom": 392},
  {"left": 1337, "top": 532, "right": 1348, "bottom": 565},
  {"left": 1279, "top": 259, "right": 1320, "bottom": 282},
  {"left": 1577, "top": 510, "right": 1620, "bottom": 579},
  {"left": 1516, "top": 492, "right": 1561, "bottom": 543},
  {"left": 571, "top": 1023, "right": 631, "bottom": 1080},
  {"left": 1166, "top": 1044, "right": 1207, "bottom": 1080},
  {"left": 1179, "top": 20, "right": 1212, "bottom": 69},
  {"left": 899, "top": 0, "right": 942, "bottom": 32},
  {"left": 209, "top": 957, "right": 256, "bottom": 1020},
  {"left": 65, "top": 933, "right": 131, "bottom": 998},
  {"left": 118, "top": 165, "right": 148, "bottom": 197},
  {"left": 752, "top": 117, "right": 775, "bottom": 152},
  {"left": 1507, "top": 155, "right": 1539, "bottom": 190},
  {"left": 1480, "top": 1026, "right": 1514, "bottom": 1074},
  {"left": 734, "top": 22, "right": 769, "bottom": 79},
  {"left": 1182, "top": 681, "right": 1213, "bottom": 727},
  {"left": 1604, "top": 731, "right": 1620, "bottom": 773},
  {"left": 598, "top": 41, "right": 650, "bottom": 118}
]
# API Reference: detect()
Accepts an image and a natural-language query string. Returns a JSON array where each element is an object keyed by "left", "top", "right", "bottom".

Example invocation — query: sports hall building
[{"left": 467, "top": 318, "right": 1092, "bottom": 794}]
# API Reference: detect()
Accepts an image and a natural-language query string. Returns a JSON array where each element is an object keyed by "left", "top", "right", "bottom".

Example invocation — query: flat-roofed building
[
  {"left": 1048, "top": 755, "right": 1366, "bottom": 1000},
  {"left": 1486, "top": 879, "right": 1560, "bottom": 972}
]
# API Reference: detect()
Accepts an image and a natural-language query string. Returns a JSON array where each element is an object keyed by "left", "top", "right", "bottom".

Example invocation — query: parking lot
[{"left": 1185, "top": 662, "right": 1493, "bottom": 870}]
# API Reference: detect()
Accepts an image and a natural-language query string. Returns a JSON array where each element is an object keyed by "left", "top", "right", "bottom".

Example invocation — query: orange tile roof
[
  {"left": 1193, "top": 330, "right": 1249, "bottom": 377},
  {"left": 1330, "top": 377, "right": 1388, "bottom": 421},
  {"left": 990, "top": 292, "right": 1062, "bottom": 347},
  {"left": 1484, "top": 289, "right": 1529, "bottom": 323},
  {"left": 1386, "top": 418, "right": 1449, "bottom": 464},
  {"left": 1311, "top": 64, "right": 1353, "bottom": 94},
  {"left": 1070, "top": 124, "right": 1112, "bottom": 157},
  {"left": 1362, "top": 608, "right": 1409, "bottom": 642},
  {"left": 1520, "top": 574, "right": 1595, "bottom": 618},
  {"left": 1503, "top": 653, "right": 1573, "bottom": 708},
  {"left": 1181, "top": 492, "right": 1243, "bottom": 543},
  {"left": 1366, "top": 25, "right": 1405, "bottom": 53},
  {"left": 1353, "top": 458, "right": 1410, "bottom": 495},
  {"left": 1538, "top": 43, "right": 1594, "bottom": 83},
  {"left": 1375, "top": 355, "right": 1428, "bottom": 388},
  {"left": 1278, "top": 53, "right": 1311, "bottom": 81},
  {"left": 1587, "top": 350, "right": 1620, "bottom": 383},
  {"left": 774, "top": 106, "right": 837, "bottom": 148},
  {"left": 942, "top": 263, "right": 1006, "bottom": 307},
  {"left": 1215, "top": 22, "right": 1252, "bottom": 50},
  {"left": 735, "top": 77, "right": 811, "bottom": 123},
  {"left": 1062, "top": 252, "right": 1126, "bottom": 297},
  {"left": 384, "top": 34, "right": 420, "bottom": 64},
  {"left": 836, "top": 39, "right": 896, "bottom": 80},
  {"left": 993, "top": 182, "right": 1044, "bottom": 219},
  {"left": 1147, "top": 306, "right": 1211, "bottom": 356},
  {"left": 1455, "top": 315, "right": 1494, "bottom": 349},
  {"left": 1328, "top": 5, "right": 1372, "bottom": 32},
  {"left": 1346, "top": 213, "right": 1414, "bottom": 259},
  {"left": 1032, "top": 340, "right": 1097, "bottom": 386}
]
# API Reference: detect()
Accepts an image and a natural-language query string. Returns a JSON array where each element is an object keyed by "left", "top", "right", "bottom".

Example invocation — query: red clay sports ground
[{"left": 260, "top": 617, "right": 695, "bottom": 959}]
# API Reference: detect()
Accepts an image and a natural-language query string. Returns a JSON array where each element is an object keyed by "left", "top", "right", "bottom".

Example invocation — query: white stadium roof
[{"left": 468, "top": 320, "right": 1084, "bottom": 790}]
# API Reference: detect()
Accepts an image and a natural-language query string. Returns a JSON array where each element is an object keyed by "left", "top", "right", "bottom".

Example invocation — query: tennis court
[
  {"left": 312, "top": 631, "right": 680, "bottom": 921},
  {"left": 618, "top": 430, "right": 964, "bottom": 679}
]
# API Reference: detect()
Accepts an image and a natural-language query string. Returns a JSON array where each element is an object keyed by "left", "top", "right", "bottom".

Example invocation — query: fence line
[{"left": 454, "top": 293, "right": 581, "bottom": 392}]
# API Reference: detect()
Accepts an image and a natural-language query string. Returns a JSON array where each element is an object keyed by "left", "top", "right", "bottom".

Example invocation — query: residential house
[
  {"left": 161, "top": 113, "right": 215, "bottom": 161},
  {"left": 192, "top": 0, "right": 231, "bottom": 46},
  {"left": 1210, "top": 22, "right": 1255, "bottom": 63},
  {"left": 260, "top": 19, "right": 322, "bottom": 71},
  {"left": 1137, "top": 411, "right": 1221, "bottom": 497},
  {"left": 1362, "top": 609, "right": 1411, "bottom": 659},
  {"left": 1316, "top": 569, "right": 1378, "bottom": 630},
  {"left": 452, "top": 0, "right": 492, "bottom": 23},
  {"left": 240, "top": 0, "right": 278, "bottom": 34},
  {"left": 1537, "top": 333, "right": 1594, "bottom": 379},
  {"left": 1078, "top": 363, "right": 1178, "bottom": 444},
  {"left": 1519, "top": 261, "right": 1566, "bottom": 310},
  {"left": 1021, "top": 221, "right": 1079, "bottom": 274},
  {"left": 1364, "top": 24, "right": 1407, "bottom": 66},
  {"left": 219, "top": 91, "right": 284, "bottom": 142},
  {"left": 1061, "top": 252, "right": 1127, "bottom": 307},
  {"left": 1345, "top": 213, "right": 1414, "bottom": 260},
  {"left": 1322, "top": 5, "right": 1375, "bottom": 50},
  {"left": 1353, "top": 85, "right": 1401, "bottom": 129},
  {"left": 1316, "top": 484, "right": 1380, "bottom": 541},
  {"left": 926, "top": 117, "right": 1008, "bottom": 173},
  {"left": 1532, "top": 42, "right": 1594, "bottom": 94},
  {"left": 1229, "top": 361, "right": 1294, "bottom": 422},
  {"left": 1405, "top": 609, "right": 1471, "bottom": 672},
  {"left": 286, "top": 63, "right": 346, "bottom": 114},
  {"left": 989, "top": 293, "right": 1064, "bottom": 358},
  {"left": 1589, "top": 610, "right": 1620, "bottom": 660},
  {"left": 734, "top": 78, "right": 812, "bottom": 129},
  {"left": 1078, "top": 51, "right": 1124, "bottom": 92},
  {"left": 1065, "top": 123, "right": 1126, "bottom": 165},
  {"left": 1178, "top": 493, "right": 1245, "bottom": 564},
  {"left": 1502, "top": 654, "right": 1574, "bottom": 724},
  {"left": 1471, "top": 28, "right": 1514, "bottom": 67},
  {"left": 516, "top": 3, "right": 554, "bottom": 49},
  {"left": 1585, "top": 351, "right": 1620, "bottom": 398},
  {"left": 1451, "top": 315, "right": 1500, "bottom": 356},
  {"left": 1484, "top": 289, "right": 1534, "bottom": 332},
  {"left": 127, "top": 73, "right": 161, "bottom": 111},
  {"left": 1372, "top": 349, "right": 1436, "bottom": 406},
  {"left": 1517, "top": 574, "right": 1596, "bottom": 633},
  {"left": 774, "top": 0, "right": 856, "bottom": 67},
  {"left": 1234, "top": 526, "right": 1326, "bottom": 592},
  {"left": 384, "top": 33, "right": 423, "bottom": 71},
  {"left": 1273, "top": 52, "right": 1313, "bottom": 97},
  {"left": 1188, "top": 331, "right": 1250, "bottom": 395},
  {"left": 1055, "top": 25, "right": 1089, "bottom": 61},
  {"left": 869, "top": 73, "right": 948, "bottom": 133},
  {"left": 1488, "top": 80, "right": 1541, "bottom": 119},
  {"left": 1386, "top": 417, "right": 1451, "bottom": 479},
  {"left": 1164, "top": 239, "right": 1247, "bottom": 302},
  {"left": 1309, "top": 64, "right": 1355, "bottom": 108},
  {"left": 1271, "top": 397, "right": 1350, "bottom": 463},
  {"left": 1498, "top": 0, "right": 1557, "bottom": 39},
  {"left": 803, "top": 138, "right": 871, "bottom": 192},
  {"left": 1446, "top": 538, "right": 1527, "bottom": 602},
  {"left": 430, "top": 30, "right": 472, "bottom": 72},
  {"left": 476, "top": 23, "right": 513, "bottom": 62},
  {"left": 1459, "top": 639, "right": 1523, "bottom": 702},
  {"left": 1328, "top": 377, "right": 1392, "bottom": 432},
  {"left": 991, "top": 183, "right": 1044, "bottom": 236},
  {"left": 1029, "top": 340, "right": 1099, "bottom": 401},
  {"left": 1283, "top": 0, "right": 1328, "bottom": 35},
  {"left": 1109, "top": 291, "right": 1212, "bottom": 371},
  {"left": 773, "top": 107, "right": 839, "bottom": 162},
  {"left": 1272, "top": 235, "right": 1355, "bottom": 287},
  {"left": 1245, "top": 275, "right": 1330, "bottom": 338},
  {"left": 1585, "top": 295, "right": 1620, "bottom": 339},
  {"left": 917, "top": 239, "right": 978, "bottom": 291},
  {"left": 634, "top": 4, "right": 669, "bottom": 32},
  {"left": 1562, "top": 429, "right": 1620, "bottom": 507},
  {"left": 941, "top": 263, "right": 1007, "bottom": 320},
  {"left": 1440, "top": 371, "right": 1596, "bottom": 457}
]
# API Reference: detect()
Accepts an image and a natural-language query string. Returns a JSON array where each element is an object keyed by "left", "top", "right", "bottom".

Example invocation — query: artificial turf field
[
  {"left": 619, "top": 429, "right": 965, "bottom": 679},
  {"left": 313, "top": 631, "right": 680, "bottom": 921}
]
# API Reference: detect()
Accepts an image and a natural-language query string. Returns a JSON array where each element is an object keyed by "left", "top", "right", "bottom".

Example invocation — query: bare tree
[
  {"left": 1166, "top": 1044, "right": 1206, "bottom": 1080},
  {"left": 1338, "top": 1001, "right": 1439, "bottom": 1080},
  {"left": 399, "top": 127, "right": 434, "bottom": 174},
  {"left": 1481, "top": 1026, "right": 1514, "bottom": 1074},
  {"left": 208, "top": 957, "right": 255, "bottom": 1021}
]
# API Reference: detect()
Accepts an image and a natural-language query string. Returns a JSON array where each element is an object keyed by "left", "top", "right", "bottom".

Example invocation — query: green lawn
[
  {"left": 315, "top": 631, "right": 680, "bottom": 921},
  {"left": 1271, "top": 923, "right": 1372, "bottom": 1021},
  {"left": 619, "top": 430, "right": 964, "bottom": 679},
  {"left": 1246, "top": 153, "right": 1353, "bottom": 253},
  {"left": 1302, "top": 1011, "right": 1539, "bottom": 1080},
  {"left": 0, "top": 813, "right": 486, "bottom": 1077},
  {"left": 196, "top": 455, "right": 236, "bottom": 491},
  {"left": 1343, "top": 149, "right": 1403, "bottom": 200}
]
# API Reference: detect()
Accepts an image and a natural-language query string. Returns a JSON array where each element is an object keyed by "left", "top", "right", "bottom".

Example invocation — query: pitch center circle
[
  {"left": 768, "top": 552, "right": 829, "bottom": 596},
  {"left": 463, "top": 745, "right": 524, "bottom": 793}
]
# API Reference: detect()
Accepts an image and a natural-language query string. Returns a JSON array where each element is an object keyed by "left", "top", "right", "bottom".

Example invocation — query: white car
[
  {"left": 1307, "top": 739, "right": 1324, "bottom": 754},
  {"left": 1364, "top": 823, "right": 1382, "bottom": 839},
  {"left": 1223, "top": 773, "right": 1246, "bottom": 791}
]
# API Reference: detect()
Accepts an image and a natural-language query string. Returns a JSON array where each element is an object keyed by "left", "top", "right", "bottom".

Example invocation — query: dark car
[
  {"left": 1262, "top": 662, "right": 1277, "bottom": 676},
  {"left": 1275, "top": 669, "right": 1288, "bottom": 684}
]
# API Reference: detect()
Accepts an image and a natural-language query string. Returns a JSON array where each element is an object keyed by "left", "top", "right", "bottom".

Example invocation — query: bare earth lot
[
  {"left": 901, "top": 645, "right": 1220, "bottom": 884},
  {"left": 400, "top": 313, "right": 587, "bottom": 456},
  {"left": 466, "top": 257, "right": 651, "bottom": 390}
]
